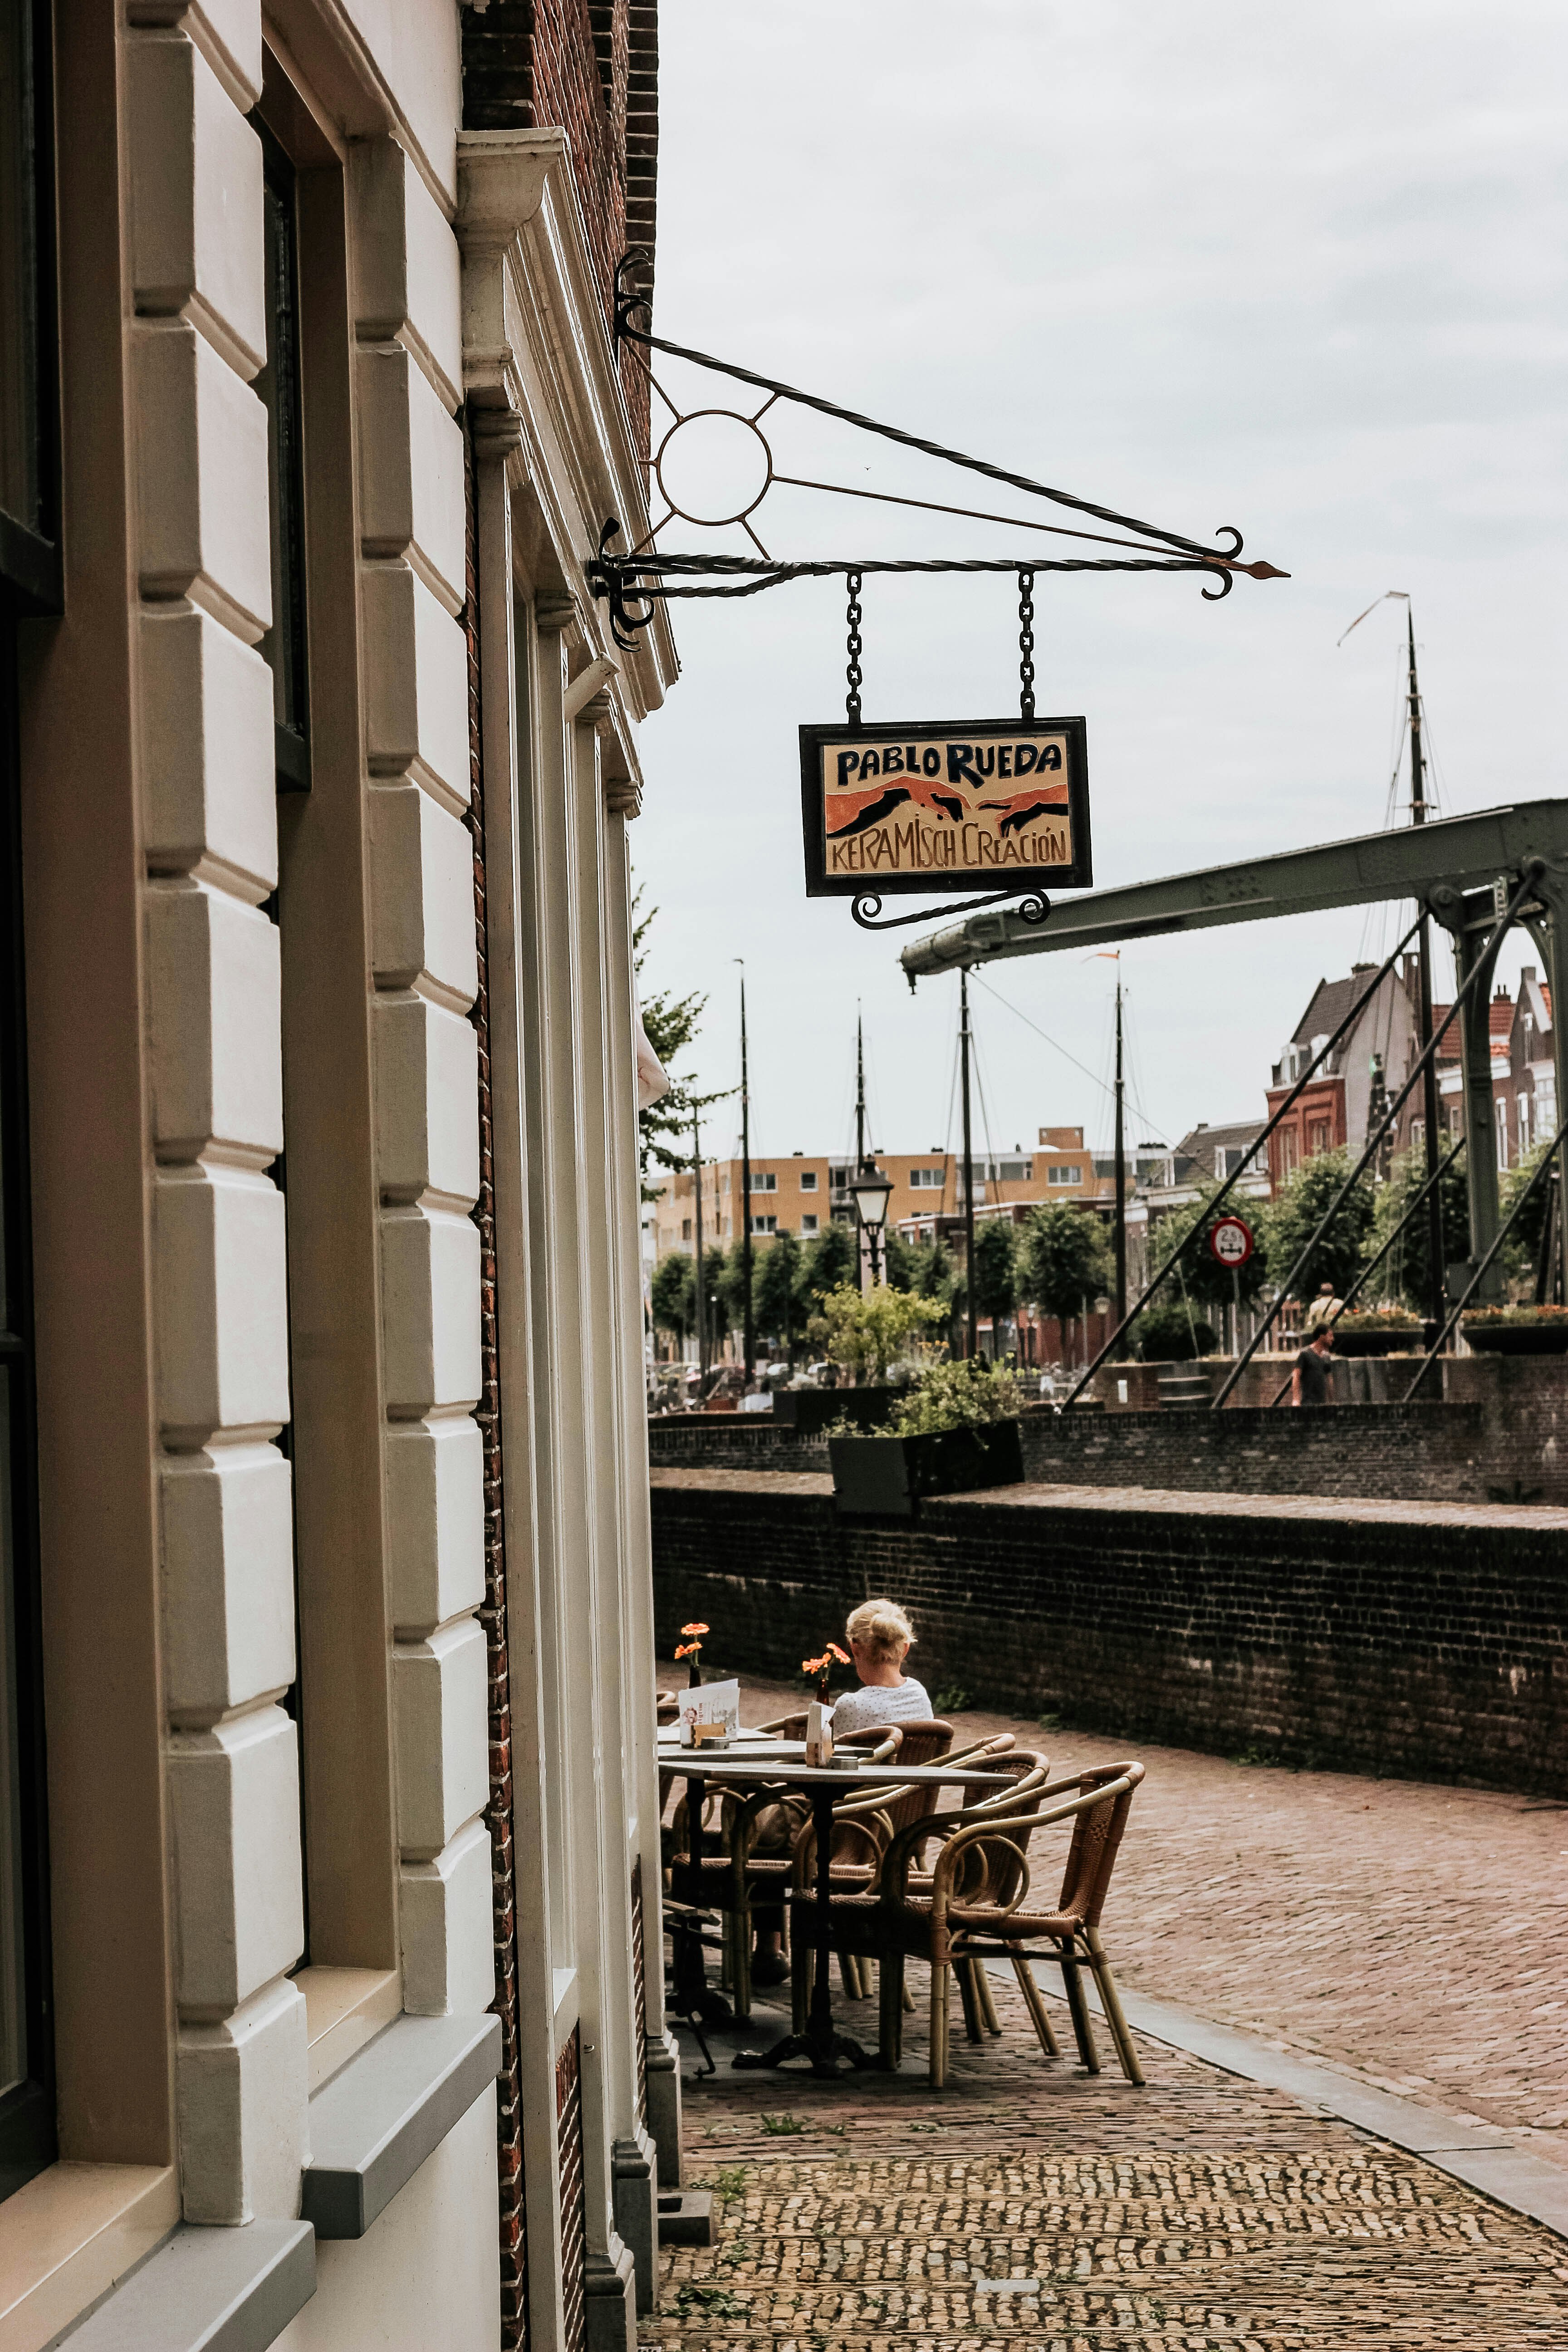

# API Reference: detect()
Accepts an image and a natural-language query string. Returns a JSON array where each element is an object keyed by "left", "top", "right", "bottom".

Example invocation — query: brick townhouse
[
  {"left": 0, "top": 4, "right": 675, "bottom": 2348},
  {"left": 1266, "top": 955, "right": 1557, "bottom": 1195}
]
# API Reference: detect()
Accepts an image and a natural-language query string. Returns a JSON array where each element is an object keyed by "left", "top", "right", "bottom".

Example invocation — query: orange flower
[
  {"left": 826, "top": 1642, "right": 850, "bottom": 1665},
  {"left": 675, "top": 1642, "right": 697, "bottom": 1661},
  {"left": 802, "top": 1654, "right": 825, "bottom": 1676},
  {"left": 681, "top": 1622, "right": 710, "bottom": 1637}
]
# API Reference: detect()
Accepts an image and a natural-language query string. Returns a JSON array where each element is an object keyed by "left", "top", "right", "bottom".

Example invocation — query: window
[
  {"left": 750, "top": 1215, "right": 777, "bottom": 1235},
  {"left": 0, "top": 0, "right": 58, "bottom": 613},
  {"left": 799, "top": 1169, "right": 817, "bottom": 1191},
  {"left": 1047, "top": 1165, "right": 1082, "bottom": 1186},
  {"left": 255, "top": 124, "right": 310, "bottom": 789},
  {"left": 1307, "top": 1121, "right": 1331, "bottom": 1157},
  {"left": 1519, "top": 1094, "right": 1532, "bottom": 1156},
  {"left": 1495, "top": 1098, "right": 1509, "bottom": 1169},
  {"left": 997, "top": 1158, "right": 1032, "bottom": 1182},
  {"left": 801, "top": 1214, "right": 819, "bottom": 1235},
  {"left": 909, "top": 1168, "right": 944, "bottom": 1189},
  {"left": 749, "top": 1171, "right": 776, "bottom": 1193},
  {"left": 1278, "top": 1128, "right": 1299, "bottom": 1180},
  {"left": 681, "top": 1218, "right": 691, "bottom": 1242}
]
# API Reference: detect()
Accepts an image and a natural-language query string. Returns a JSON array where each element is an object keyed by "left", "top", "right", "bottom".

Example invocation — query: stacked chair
[
  {"left": 665, "top": 1724, "right": 903, "bottom": 2019},
  {"left": 788, "top": 1755, "right": 1147, "bottom": 2087}
]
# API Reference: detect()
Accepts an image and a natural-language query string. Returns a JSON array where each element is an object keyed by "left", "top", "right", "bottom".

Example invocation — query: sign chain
[
  {"left": 845, "top": 569, "right": 864, "bottom": 727},
  {"left": 1018, "top": 567, "right": 1036, "bottom": 721}
]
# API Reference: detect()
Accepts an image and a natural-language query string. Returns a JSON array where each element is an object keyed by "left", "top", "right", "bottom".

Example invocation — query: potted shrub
[
  {"left": 829, "top": 1357, "right": 1025, "bottom": 1518},
  {"left": 1459, "top": 1303, "right": 1568, "bottom": 1356},
  {"left": 1328, "top": 1306, "right": 1424, "bottom": 1357}
]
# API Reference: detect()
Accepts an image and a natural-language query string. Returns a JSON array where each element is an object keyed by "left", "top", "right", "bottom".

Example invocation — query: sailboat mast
[
  {"left": 855, "top": 1014, "right": 868, "bottom": 1291},
  {"left": 739, "top": 971, "right": 755, "bottom": 1379},
  {"left": 1112, "top": 977, "right": 1127, "bottom": 1343},
  {"left": 960, "top": 966, "right": 977, "bottom": 1359},
  {"left": 691, "top": 1109, "right": 706, "bottom": 1380},
  {"left": 1408, "top": 610, "right": 1446, "bottom": 1340}
]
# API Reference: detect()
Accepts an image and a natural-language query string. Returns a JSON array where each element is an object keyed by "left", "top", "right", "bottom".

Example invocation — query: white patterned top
[{"left": 829, "top": 1677, "right": 935, "bottom": 1738}]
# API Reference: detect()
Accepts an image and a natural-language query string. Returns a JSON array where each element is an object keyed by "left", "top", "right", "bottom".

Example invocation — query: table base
[{"left": 731, "top": 2024, "right": 873, "bottom": 2080}]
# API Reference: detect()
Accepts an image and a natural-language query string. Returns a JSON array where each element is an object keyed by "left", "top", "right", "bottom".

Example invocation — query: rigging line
[
  {"left": 766, "top": 471, "right": 1210, "bottom": 563},
  {"left": 614, "top": 307, "right": 1278, "bottom": 571},
  {"left": 974, "top": 972, "right": 1165, "bottom": 1141}
]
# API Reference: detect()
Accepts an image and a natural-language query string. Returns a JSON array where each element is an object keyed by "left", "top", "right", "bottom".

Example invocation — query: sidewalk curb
[{"left": 1021, "top": 1972, "right": 1568, "bottom": 2241}]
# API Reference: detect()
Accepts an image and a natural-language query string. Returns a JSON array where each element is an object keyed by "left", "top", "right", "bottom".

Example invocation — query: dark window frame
[
  {"left": 254, "top": 116, "right": 311, "bottom": 793},
  {"left": 0, "top": 619, "right": 57, "bottom": 2203},
  {"left": 0, "top": 0, "right": 61, "bottom": 616},
  {"left": 0, "top": 0, "right": 58, "bottom": 2201}
]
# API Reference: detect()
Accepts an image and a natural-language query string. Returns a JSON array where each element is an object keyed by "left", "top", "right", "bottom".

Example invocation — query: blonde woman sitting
[{"left": 831, "top": 1599, "right": 933, "bottom": 1736}]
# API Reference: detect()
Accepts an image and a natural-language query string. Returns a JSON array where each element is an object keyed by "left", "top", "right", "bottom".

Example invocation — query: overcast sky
[{"left": 631, "top": 1, "right": 1567, "bottom": 1168}]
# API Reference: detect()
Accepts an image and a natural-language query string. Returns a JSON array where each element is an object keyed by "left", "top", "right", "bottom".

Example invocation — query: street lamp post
[{"left": 849, "top": 1161, "right": 895, "bottom": 1287}]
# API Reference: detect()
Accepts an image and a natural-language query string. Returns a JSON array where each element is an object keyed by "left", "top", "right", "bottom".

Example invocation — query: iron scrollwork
[{"left": 851, "top": 888, "right": 1051, "bottom": 934}]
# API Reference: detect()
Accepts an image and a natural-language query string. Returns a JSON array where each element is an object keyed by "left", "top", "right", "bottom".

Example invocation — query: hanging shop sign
[
  {"left": 1207, "top": 1214, "right": 1255, "bottom": 1269},
  {"left": 799, "top": 716, "right": 1092, "bottom": 902}
]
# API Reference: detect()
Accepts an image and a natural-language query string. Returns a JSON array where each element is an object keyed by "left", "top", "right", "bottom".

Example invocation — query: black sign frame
[{"left": 799, "top": 714, "right": 1092, "bottom": 901}]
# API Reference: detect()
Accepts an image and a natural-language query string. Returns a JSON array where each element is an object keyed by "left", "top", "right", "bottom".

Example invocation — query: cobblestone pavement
[
  {"left": 653, "top": 1975, "right": 1568, "bottom": 2347},
  {"left": 675, "top": 1665, "right": 1568, "bottom": 2168}
]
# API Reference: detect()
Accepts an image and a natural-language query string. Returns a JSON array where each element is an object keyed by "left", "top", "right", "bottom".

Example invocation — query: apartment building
[
  {"left": 649, "top": 1127, "right": 1140, "bottom": 1262},
  {"left": 1, "top": 6, "right": 674, "bottom": 2350}
]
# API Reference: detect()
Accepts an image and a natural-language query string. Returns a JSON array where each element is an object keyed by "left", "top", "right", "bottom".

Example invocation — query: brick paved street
[
  {"left": 654, "top": 1975, "right": 1568, "bottom": 2346},
  {"left": 666, "top": 1661, "right": 1568, "bottom": 2170}
]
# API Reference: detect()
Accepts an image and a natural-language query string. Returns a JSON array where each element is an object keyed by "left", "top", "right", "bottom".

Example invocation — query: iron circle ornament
[
  {"left": 1207, "top": 1214, "right": 1255, "bottom": 1269},
  {"left": 653, "top": 408, "right": 775, "bottom": 530}
]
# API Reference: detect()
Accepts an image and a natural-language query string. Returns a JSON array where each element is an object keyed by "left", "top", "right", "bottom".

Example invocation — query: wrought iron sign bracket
[{"left": 587, "top": 250, "right": 1288, "bottom": 649}]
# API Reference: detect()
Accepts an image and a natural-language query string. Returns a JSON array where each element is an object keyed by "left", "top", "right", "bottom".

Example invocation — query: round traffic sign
[{"left": 1208, "top": 1214, "right": 1255, "bottom": 1269}]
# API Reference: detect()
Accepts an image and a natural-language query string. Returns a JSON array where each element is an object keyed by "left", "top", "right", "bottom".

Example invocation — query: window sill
[
  {"left": 295, "top": 1965, "right": 402, "bottom": 2095},
  {"left": 0, "top": 2162, "right": 178, "bottom": 2352},
  {"left": 300, "top": 2014, "right": 501, "bottom": 2242},
  {"left": 50, "top": 2220, "right": 313, "bottom": 2352}
]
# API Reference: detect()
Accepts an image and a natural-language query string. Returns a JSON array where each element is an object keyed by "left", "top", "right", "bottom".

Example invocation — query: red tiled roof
[{"left": 1490, "top": 994, "right": 1514, "bottom": 1043}]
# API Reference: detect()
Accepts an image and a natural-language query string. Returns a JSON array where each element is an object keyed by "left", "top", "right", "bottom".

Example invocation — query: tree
[
  {"left": 806, "top": 1282, "right": 945, "bottom": 1384},
  {"left": 802, "top": 1217, "right": 857, "bottom": 1302},
  {"left": 695, "top": 1240, "right": 730, "bottom": 1344},
  {"left": 1133, "top": 1298, "right": 1218, "bottom": 1362},
  {"left": 632, "top": 889, "right": 732, "bottom": 1201},
  {"left": 971, "top": 1218, "right": 1018, "bottom": 1325},
  {"left": 1019, "top": 1203, "right": 1111, "bottom": 1322},
  {"left": 753, "top": 1229, "right": 804, "bottom": 1352},
  {"left": 715, "top": 1240, "right": 751, "bottom": 1339},
  {"left": 649, "top": 1250, "right": 692, "bottom": 1341},
  {"left": 1501, "top": 1137, "right": 1561, "bottom": 1286},
  {"left": 1367, "top": 1143, "right": 1471, "bottom": 1310},
  {"left": 1257, "top": 1147, "right": 1376, "bottom": 1303},
  {"left": 1149, "top": 1182, "right": 1269, "bottom": 1313}
]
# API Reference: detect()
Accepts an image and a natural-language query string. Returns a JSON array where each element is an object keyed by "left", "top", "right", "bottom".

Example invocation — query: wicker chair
[
  {"left": 789, "top": 1747, "right": 1049, "bottom": 2041},
  {"left": 858, "top": 1761, "right": 1147, "bottom": 2087},
  {"left": 666, "top": 1725, "right": 902, "bottom": 2018}
]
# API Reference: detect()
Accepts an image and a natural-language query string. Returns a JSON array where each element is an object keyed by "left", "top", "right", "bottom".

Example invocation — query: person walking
[
  {"left": 1303, "top": 1279, "right": 1343, "bottom": 1335},
  {"left": 1292, "top": 1322, "right": 1335, "bottom": 1407}
]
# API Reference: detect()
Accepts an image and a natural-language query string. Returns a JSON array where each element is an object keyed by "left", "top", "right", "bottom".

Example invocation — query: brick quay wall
[
  {"left": 650, "top": 1470, "right": 1568, "bottom": 1797},
  {"left": 649, "top": 1353, "right": 1568, "bottom": 1506}
]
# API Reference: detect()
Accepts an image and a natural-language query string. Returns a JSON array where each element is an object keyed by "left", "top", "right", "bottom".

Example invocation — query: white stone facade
[{"left": 5, "top": 5, "right": 676, "bottom": 2347}]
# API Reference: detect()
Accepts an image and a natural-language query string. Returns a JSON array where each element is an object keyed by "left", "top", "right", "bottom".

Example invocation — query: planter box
[
  {"left": 774, "top": 1386, "right": 897, "bottom": 1436},
  {"left": 1460, "top": 1323, "right": 1568, "bottom": 1356},
  {"left": 828, "top": 1419, "right": 1024, "bottom": 1518},
  {"left": 1331, "top": 1327, "right": 1423, "bottom": 1358}
]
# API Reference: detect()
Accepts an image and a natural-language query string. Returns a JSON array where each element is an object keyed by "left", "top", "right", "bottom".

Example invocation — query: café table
[{"left": 672, "top": 1754, "right": 1009, "bottom": 2079}]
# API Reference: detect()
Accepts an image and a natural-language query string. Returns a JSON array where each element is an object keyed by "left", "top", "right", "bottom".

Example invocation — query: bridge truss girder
[{"left": 899, "top": 798, "right": 1568, "bottom": 1288}]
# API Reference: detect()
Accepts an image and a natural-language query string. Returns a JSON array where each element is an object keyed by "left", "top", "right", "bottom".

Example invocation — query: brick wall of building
[
  {"left": 462, "top": 1, "right": 653, "bottom": 452},
  {"left": 648, "top": 1354, "right": 1568, "bottom": 1507},
  {"left": 651, "top": 1472, "right": 1568, "bottom": 1796}
]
